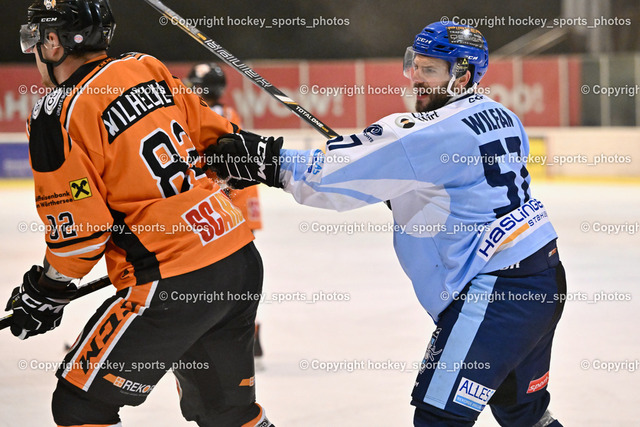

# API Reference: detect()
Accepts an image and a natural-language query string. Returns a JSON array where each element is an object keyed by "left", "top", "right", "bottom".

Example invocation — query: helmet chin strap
[
  {"left": 36, "top": 43, "right": 69, "bottom": 87},
  {"left": 445, "top": 74, "right": 478, "bottom": 97},
  {"left": 445, "top": 75, "right": 457, "bottom": 96}
]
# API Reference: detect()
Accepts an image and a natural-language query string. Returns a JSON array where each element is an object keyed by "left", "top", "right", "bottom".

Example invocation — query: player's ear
[
  {"left": 44, "top": 32, "right": 62, "bottom": 52},
  {"left": 456, "top": 70, "right": 472, "bottom": 89},
  {"left": 44, "top": 31, "right": 58, "bottom": 47},
  {"left": 43, "top": 32, "right": 65, "bottom": 62}
]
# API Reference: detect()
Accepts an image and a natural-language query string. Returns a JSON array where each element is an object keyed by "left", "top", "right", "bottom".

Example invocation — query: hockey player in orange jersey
[{"left": 5, "top": 1, "right": 273, "bottom": 426}]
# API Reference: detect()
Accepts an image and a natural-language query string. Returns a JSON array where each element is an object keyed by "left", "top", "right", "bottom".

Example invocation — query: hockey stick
[
  {"left": 0, "top": 275, "right": 112, "bottom": 331},
  {"left": 143, "top": 0, "right": 338, "bottom": 139}
]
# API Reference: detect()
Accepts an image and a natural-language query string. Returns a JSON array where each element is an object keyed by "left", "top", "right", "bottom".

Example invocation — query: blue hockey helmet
[{"left": 404, "top": 21, "right": 489, "bottom": 87}]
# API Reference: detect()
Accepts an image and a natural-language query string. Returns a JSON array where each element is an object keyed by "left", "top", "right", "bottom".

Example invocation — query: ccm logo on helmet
[{"left": 416, "top": 37, "right": 432, "bottom": 44}]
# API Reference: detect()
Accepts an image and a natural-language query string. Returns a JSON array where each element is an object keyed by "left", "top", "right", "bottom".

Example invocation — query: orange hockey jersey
[{"left": 27, "top": 53, "right": 254, "bottom": 290}]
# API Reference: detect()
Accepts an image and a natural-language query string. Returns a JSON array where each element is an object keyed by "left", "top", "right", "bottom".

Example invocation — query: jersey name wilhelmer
[{"left": 101, "top": 79, "right": 175, "bottom": 143}]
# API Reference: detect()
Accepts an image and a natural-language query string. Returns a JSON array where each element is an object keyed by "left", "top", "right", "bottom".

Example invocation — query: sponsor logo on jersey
[
  {"left": 527, "top": 371, "right": 549, "bottom": 393},
  {"left": 395, "top": 115, "right": 415, "bottom": 129},
  {"left": 182, "top": 191, "right": 245, "bottom": 246},
  {"left": 69, "top": 177, "right": 92, "bottom": 200},
  {"left": 35, "top": 190, "right": 74, "bottom": 208},
  {"left": 104, "top": 373, "right": 155, "bottom": 395},
  {"left": 453, "top": 377, "right": 495, "bottom": 412},
  {"left": 365, "top": 124, "right": 383, "bottom": 136},
  {"left": 413, "top": 110, "right": 440, "bottom": 122},
  {"left": 362, "top": 124, "right": 384, "bottom": 142},
  {"left": 477, "top": 198, "right": 550, "bottom": 261}
]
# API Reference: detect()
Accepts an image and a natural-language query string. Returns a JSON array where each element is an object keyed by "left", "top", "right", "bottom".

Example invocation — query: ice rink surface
[{"left": 0, "top": 181, "right": 638, "bottom": 426}]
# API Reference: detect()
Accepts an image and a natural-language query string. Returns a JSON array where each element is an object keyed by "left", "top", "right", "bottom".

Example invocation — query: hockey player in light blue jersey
[{"left": 206, "top": 21, "right": 565, "bottom": 427}]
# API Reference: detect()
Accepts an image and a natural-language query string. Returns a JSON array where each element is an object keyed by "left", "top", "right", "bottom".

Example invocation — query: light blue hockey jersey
[{"left": 279, "top": 94, "right": 557, "bottom": 321}]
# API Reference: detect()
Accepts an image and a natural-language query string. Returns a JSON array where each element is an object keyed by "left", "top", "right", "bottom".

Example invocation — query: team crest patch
[
  {"left": 44, "top": 0, "right": 56, "bottom": 10},
  {"left": 453, "top": 377, "right": 495, "bottom": 412},
  {"left": 69, "top": 178, "right": 92, "bottom": 200}
]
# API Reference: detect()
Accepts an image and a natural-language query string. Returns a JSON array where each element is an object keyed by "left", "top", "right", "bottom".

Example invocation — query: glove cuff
[
  {"left": 23, "top": 266, "right": 74, "bottom": 301},
  {"left": 271, "top": 136, "right": 284, "bottom": 188}
]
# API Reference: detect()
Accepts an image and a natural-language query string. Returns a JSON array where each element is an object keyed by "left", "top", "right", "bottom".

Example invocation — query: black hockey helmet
[
  {"left": 21, "top": 0, "right": 116, "bottom": 55},
  {"left": 187, "top": 63, "right": 227, "bottom": 101}
]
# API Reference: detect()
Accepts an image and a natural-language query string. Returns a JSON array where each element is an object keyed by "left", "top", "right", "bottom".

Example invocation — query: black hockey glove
[
  {"left": 204, "top": 130, "right": 284, "bottom": 189},
  {"left": 4, "top": 266, "right": 75, "bottom": 340}
]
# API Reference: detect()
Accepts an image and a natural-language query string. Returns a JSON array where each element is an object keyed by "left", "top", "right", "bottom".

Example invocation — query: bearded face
[{"left": 409, "top": 55, "right": 469, "bottom": 112}]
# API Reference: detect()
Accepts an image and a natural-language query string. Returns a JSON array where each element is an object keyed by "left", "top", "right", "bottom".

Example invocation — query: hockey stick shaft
[
  {"left": 0, "top": 275, "right": 112, "bottom": 331},
  {"left": 143, "top": 0, "right": 338, "bottom": 139}
]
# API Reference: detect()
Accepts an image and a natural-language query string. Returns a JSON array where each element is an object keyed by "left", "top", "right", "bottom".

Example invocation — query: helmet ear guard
[{"left": 452, "top": 57, "right": 470, "bottom": 79}]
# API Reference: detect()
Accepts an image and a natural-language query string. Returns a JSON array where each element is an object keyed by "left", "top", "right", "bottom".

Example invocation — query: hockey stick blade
[
  {"left": 143, "top": 0, "right": 338, "bottom": 139},
  {"left": 0, "top": 275, "right": 112, "bottom": 331}
]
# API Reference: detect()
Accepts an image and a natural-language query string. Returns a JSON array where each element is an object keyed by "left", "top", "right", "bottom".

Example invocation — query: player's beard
[{"left": 414, "top": 83, "right": 451, "bottom": 113}]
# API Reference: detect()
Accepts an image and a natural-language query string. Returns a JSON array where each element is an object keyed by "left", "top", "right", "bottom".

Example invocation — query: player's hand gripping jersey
[
  {"left": 279, "top": 94, "right": 557, "bottom": 320},
  {"left": 28, "top": 53, "right": 254, "bottom": 290}
]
